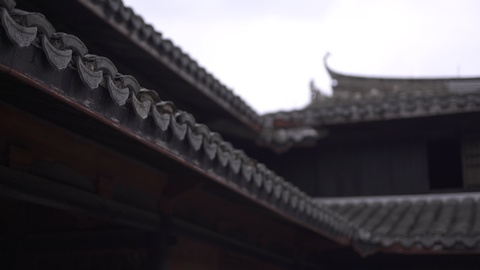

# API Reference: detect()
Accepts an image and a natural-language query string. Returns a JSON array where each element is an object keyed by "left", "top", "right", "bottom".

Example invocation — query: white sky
[{"left": 123, "top": 0, "right": 480, "bottom": 114}]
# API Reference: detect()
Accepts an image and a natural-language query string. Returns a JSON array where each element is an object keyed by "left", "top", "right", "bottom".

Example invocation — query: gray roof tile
[{"left": 318, "top": 193, "right": 480, "bottom": 254}]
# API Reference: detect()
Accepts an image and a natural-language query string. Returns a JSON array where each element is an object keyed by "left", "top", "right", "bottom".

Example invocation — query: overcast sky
[{"left": 123, "top": 0, "right": 480, "bottom": 114}]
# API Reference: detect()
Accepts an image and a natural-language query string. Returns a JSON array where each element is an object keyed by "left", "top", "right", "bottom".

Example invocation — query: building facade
[{"left": 0, "top": 0, "right": 479, "bottom": 269}]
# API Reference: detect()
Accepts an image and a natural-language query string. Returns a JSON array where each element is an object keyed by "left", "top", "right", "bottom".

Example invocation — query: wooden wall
[
  {"left": 268, "top": 114, "right": 480, "bottom": 198},
  {"left": 314, "top": 140, "right": 429, "bottom": 196},
  {"left": 272, "top": 138, "right": 430, "bottom": 197}
]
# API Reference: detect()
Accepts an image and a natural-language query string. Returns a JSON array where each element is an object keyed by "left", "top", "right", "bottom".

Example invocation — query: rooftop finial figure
[
  {"left": 310, "top": 79, "right": 320, "bottom": 101},
  {"left": 310, "top": 79, "right": 328, "bottom": 103}
]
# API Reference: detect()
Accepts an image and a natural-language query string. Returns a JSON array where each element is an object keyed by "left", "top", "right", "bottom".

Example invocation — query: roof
[
  {"left": 318, "top": 192, "right": 480, "bottom": 255},
  {"left": 0, "top": 0, "right": 351, "bottom": 245},
  {"left": 265, "top": 92, "right": 480, "bottom": 126},
  {"left": 262, "top": 57, "right": 480, "bottom": 146},
  {"left": 325, "top": 60, "right": 480, "bottom": 101}
]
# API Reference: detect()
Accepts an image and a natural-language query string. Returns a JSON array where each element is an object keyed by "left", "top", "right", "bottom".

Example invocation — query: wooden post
[{"left": 148, "top": 214, "right": 172, "bottom": 270}]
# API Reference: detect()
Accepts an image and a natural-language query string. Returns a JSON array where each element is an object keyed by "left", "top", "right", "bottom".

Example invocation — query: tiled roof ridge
[
  {"left": 316, "top": 191, "right": 480, "bottom": 205},
  {"left": 263, "top": 91, "right": 480, "bottom": 127},
  {"left": 324, "top": 53, "right": 480, "bottom": 81},
  {"left": 0, "top": 0, "right": 353, "bottom": 243},
  {"left": 78, "top": 0, "right": 261, "bottom": 126},
  {"left": 317, "top": 193, "right": 480, "bottom": 254}
]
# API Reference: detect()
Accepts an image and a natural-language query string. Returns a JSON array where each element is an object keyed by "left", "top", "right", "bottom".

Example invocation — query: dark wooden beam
[{"left": 0, "top": 166, "right": 160, "bottom": 230}]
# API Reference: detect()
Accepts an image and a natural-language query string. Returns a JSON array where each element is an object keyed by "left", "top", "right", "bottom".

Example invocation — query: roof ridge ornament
[
  {"left": 323, "top": 52, "right": 331, "bottom": 70},
  {"left": 42, "top": 35, "right": 72, "bottom": 70},
  {"left": 1, "top": 7, "right": 37, "bottom": 47}
]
